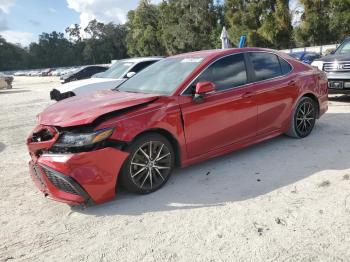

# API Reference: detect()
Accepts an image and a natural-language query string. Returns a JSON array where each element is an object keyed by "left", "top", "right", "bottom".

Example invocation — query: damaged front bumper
[
  {"left": 29, "top": 148, "right": 129, "bottom": 206},
  {"left": 27, "top": 125, "right": 129, "bottom": 206}
]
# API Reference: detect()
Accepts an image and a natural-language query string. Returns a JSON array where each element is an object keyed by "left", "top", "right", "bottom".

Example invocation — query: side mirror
[
  {"left": 126, "top": 72, "right": 136, "bottom": 79},
  {"left": 194, "top": 82, "right": 215, "bottom": 103}
]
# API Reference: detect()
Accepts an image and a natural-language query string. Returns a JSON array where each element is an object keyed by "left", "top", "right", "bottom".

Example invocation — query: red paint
[{"left": 27, "top": 48, "right": 328, "bottom": 206}]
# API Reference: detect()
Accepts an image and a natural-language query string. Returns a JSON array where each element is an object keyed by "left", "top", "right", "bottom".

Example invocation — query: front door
[{"left": 179, "top": 53, "right": 258, "bottom": 158}]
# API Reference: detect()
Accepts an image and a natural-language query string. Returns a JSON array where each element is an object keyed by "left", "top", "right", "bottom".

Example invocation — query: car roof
[
  {"left": 82, "top": 65, "right": 108, "bottom": 69},
  {"left": 171, "top": 47, "right": 284, "bottom": 61},
  {"left": 119, "top": 57, "right": 165, "bottom": 63}
]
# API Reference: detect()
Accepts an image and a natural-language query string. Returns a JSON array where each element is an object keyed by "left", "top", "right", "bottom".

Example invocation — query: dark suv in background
[
  {"left": 312, "top": 37, "right": 350, "bottom": 94},
  {"left": 60, "top": 65, "right": 108, "bottom": 84}
]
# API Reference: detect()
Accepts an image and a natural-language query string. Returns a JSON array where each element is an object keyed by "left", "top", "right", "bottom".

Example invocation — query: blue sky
[
  {"left": 1, "top": 0, "right": 78, "bottom": 45},
  {"left": 0, "top": 0, "right": 300, "bottom": 47},
  {"left": 0, "top": 0, "right": 162, "bottom": 46}
]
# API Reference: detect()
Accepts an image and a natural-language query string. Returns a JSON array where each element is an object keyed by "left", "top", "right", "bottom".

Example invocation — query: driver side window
[{"left": 189, "top": 53, "right": 247, "bottom": 94}]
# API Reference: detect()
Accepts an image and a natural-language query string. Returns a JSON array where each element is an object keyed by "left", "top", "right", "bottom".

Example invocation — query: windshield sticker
[{"left": 181, "top": 58, "right": 203, "bottom": 63}]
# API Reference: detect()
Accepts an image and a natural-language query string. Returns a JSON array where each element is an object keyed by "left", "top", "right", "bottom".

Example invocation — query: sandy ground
[{"left": 0, "top": 77, "right": 350, "bottom": 262}]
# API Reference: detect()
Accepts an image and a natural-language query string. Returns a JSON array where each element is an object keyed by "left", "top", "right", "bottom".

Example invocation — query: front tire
[
  {"left": 286, "top": 97, "right": 317, "bottom": 138},
  {"left": 120, "top": 133, "right": 175, "bottom": 194}
]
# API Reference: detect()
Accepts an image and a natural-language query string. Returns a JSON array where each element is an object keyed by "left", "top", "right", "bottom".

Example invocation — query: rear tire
[
  {"left": 286, "top": 97, "right": 317, "bottom": 138},
  {"left": 120, "top": 133, "right": 175, "bottom": 194}
]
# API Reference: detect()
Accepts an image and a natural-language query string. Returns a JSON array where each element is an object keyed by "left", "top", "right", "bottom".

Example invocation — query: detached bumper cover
[
  {"left": 29, "top": 148, "right": 129, "bottom": 205},
  {"left": 50, "top": 89, "right": 75, "bottom": 101}
]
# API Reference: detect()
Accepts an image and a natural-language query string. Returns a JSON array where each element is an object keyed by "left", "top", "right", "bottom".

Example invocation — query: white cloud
[
  {"left": 1, "top": 30, "right": 34, "bottom": 46},
  {"left": 0, "top": 0, "right": 16, "bottom": 13},
  {"left": 67, "top": 0, "right": 162, "bottom": 30}
]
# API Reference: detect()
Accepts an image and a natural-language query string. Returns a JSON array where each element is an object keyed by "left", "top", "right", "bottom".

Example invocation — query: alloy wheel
[
  {"left": 129, "top": 141, "right": 172, "bottom": 191},
  {"left": 295, "top": 100, "right": 316, "bottom": 137}
]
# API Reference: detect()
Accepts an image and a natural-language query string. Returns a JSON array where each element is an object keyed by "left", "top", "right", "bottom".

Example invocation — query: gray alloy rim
[
  {"left": 296, "top": 100, "right": 315, "bottom": 136},
  {"left": 130, "top": 141, "right": 172, "bottom": 190}
]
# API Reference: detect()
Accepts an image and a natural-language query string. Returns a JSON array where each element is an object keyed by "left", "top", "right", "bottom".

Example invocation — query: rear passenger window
[
  {"left": 249, "top": 52, "right": 282, "bottom": 81},
  {"left": 195, "top": 53, "right": 247, "bottom": 92},
  {"left": 279, "top": 57, "right": 292, "bottom": 75}
]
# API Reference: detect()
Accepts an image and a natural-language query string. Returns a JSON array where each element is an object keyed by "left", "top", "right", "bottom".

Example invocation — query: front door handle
[{"left": 242, "top": 92, "right": 256, "bottom": 98}]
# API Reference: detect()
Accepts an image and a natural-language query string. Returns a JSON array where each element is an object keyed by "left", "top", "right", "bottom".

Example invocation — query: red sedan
[{"left": 27, "top": 48, "right": 328, "bottom": 206}]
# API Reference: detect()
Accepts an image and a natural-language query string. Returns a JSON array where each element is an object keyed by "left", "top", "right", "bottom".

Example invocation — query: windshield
[
  {"left": 336, "top": 39, "right": 350, "bottom": 54},
  {"left": 118, "top": 57, "right": 203, "bottom": 95},
  {"left": 98, "top": 61, "right": 134, "bottom": 79}
]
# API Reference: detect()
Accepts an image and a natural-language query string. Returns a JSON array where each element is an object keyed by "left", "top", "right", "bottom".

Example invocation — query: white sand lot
[{"left": 0, "top": 77, "right": 349, "bottom": 262}]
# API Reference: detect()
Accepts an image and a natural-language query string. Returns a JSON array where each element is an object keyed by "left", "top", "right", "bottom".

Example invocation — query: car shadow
[
  {"left": 75, "top": 112, "right": 350, "bottom": 217},
  {"left": 0, "top": 89, "right": 30, "bottom": 95},
  {"left": 329, "top": 94, "right": 350, "bottom": 102}
]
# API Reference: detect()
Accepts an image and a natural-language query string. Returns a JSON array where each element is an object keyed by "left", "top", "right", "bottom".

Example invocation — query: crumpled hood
[
  {"left": 38, "top": 90, "right": 159, "bottom": 127},
  {"left": 56, "top": 78, "right": 124, "bottom": 94},
  {"left": 316, "top": 53, "right": 350, "bottom": 62}
]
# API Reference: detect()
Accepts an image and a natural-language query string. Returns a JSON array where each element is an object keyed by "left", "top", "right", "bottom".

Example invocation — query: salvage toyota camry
[{"left": 27, "top": 48, "right": 328, "bottom": 206}]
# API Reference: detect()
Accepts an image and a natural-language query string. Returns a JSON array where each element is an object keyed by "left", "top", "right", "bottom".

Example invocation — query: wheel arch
[
  {"left": 301, "top": 93, "right": 320, "bottom": 118},
  {"left": 131, "top": 128, "right": 182, "bottom": 167}
]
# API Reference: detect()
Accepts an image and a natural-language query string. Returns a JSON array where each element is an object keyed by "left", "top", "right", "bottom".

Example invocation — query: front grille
[
  {"left": 32, "top": 164, "right": 46, "bottom": 187},
  {"left": 42, "top": 167, "right": 79, "bottom": 195},
  {"left": 323, "top": 62, "right": 350, "bottom": 72}
]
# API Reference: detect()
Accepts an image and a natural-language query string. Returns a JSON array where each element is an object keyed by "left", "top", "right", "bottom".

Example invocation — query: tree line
[{"left": 0, "top": 0, "right": 349, "bottom": 71}]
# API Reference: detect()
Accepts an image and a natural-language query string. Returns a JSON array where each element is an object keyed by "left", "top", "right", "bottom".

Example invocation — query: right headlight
[
  {"left": 311, "top": 61, "right": 324, "bottom": 71},
  {"left": 54, "top": 128, "right": 114, "bottom": 148}
]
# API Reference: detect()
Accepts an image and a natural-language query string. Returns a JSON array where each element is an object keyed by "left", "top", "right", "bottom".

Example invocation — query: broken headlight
[{"left": 54, "top": 128, "right": 114, "bottom": 148}]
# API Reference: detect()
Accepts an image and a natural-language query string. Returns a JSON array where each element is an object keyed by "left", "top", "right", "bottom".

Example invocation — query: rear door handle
[{"left": 242, "top": 91, "right": 256, "bottom": 98}]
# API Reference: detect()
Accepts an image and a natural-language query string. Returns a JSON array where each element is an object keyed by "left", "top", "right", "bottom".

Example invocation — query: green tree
[
  {"left": 259, "top": 0, "right": 294, "bottom": 49},
  {"left": 225, "top": 0, "right": 269, "bottom": 47},
  {"left": 225, "top": 0, "right": 293, "bottom": 49},
  {"left": 0, "top": 35, "right": 30, "bottom": 71},
  {"left": 294, "top": 0, "right": 334, "bottom": 46},
  {"left": 158, "top": 0, "right": 218, "bottom": 55},
  {"left": 126, "top": 0, "right": 165, "bottom": 56},
  {"left": 329, "top": 0, "right": 350, "bottom": 42},
  {"left": 27, "top": 31, "right": 75, "bottom": 68},
  {"left": 83, "top": 20, "right": 127, "bottom": 64}
]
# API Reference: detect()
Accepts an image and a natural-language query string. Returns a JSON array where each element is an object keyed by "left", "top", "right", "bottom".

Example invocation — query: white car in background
[{"left": 50, "top": 57, "right": 164, "bottom": 101}]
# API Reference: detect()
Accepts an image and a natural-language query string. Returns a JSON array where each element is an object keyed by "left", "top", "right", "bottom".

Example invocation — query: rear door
[
  {"left": 247, "top": 52, "right": 297, "bottom": 135},
  {"left": 179, "top": 53, "right": 258, "bottom": 158}
]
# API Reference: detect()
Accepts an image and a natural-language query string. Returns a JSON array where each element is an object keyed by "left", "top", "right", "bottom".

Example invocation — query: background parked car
[
  {"left": 311, "top": 36, "right": 350, "bottom": 94},
  {"left": 40, "top": 68, "right": 52, "bottom": 77},
  {"left": 60, "top": 65, "right": 108, "bottom": 84},
  {"left": 51, "top": 57, "right": 163, "bottom": 101},
  {"left": 289, "top": 51, "right": 322, "bottom": 64},
  {"left": 0, "top": 72, "right": 14, "bottom": 89}
]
